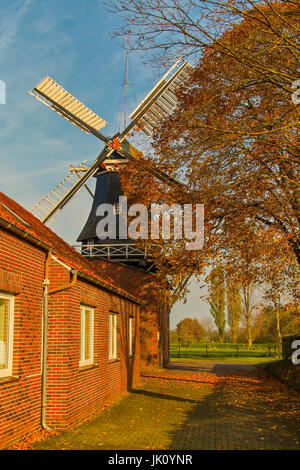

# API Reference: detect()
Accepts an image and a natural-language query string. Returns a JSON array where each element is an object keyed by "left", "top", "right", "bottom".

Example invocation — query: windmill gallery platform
[{"left": 0, "top": 191, "right": 169, "bottom": 449}]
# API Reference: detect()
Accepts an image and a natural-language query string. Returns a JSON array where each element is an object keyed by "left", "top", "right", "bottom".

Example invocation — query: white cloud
[
  {"left": 0, "top": 161, "right": 74, "bottom": 184},
  {"left": 0, "top": 0, "right": 33, "bottom": 55}
]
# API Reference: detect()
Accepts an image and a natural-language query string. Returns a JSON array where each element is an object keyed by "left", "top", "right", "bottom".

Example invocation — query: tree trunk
[
  {"left": 247, "top": 314, "right": 252, "bottom": 350},
  {"left": 275, "top": 309, "right": 282, "bottom": 357},
  {"left": 219, "top": 331, "right": 224, "bottom": 343},
  {"left": 232, "top": 329, "right": 238, "bottom": 344}
]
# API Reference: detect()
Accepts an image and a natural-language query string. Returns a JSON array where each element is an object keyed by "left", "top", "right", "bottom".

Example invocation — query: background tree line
[
  {"left": 172, "top": 268, "right": 299, "bottom": 349},
  {"left": 108, "top": 1, "right": 299, "bottom": 324}
]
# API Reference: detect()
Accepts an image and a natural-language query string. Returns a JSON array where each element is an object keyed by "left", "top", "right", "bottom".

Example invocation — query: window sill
[
  {"left": 0, "top": 375, "right": 20, "bottom": 385},
  {"left": 108, "top": 358, "right": 120, "bottom": 364},
  {"left": 78, "top": 363, "right": 98, "bottom": 372}
]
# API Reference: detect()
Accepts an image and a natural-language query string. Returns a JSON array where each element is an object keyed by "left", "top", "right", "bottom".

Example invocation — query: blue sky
[{"left": 0, "top": 0, "right": 211, "bottom": 329}]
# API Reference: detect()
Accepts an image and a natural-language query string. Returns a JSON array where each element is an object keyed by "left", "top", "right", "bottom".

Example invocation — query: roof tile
[{"left": 0, "top": 191, "right": 140, "bottom": 303}]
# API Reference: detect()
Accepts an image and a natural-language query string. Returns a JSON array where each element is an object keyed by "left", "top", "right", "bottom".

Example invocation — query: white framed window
[
  {"left": 0, "top": 293, "right": 14, "bottom": 378},
  {"left": 109, "top": 313, "right": 117, "bottom": 360},
  {"left": 80, "top": 305, "right": 94, "bottom": 367},
  {"left": 129, "top": 317, "right": 133, "bottom": 356}
]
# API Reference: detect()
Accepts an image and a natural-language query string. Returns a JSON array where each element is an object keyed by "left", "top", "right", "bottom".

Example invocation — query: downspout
[
  {"left": 42, "top": 251, "right": 52, "bottom": 431},
  {"left": 48, "top": 269, "right": 78, "bottom": 295},
  {"left": 41, "top": 251, "right": 78, "bottom": 431}
]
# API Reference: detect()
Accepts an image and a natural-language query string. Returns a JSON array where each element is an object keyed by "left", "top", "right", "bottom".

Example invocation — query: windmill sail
[
  {"left": 29, "top": 76, "right": 107, "bottom": 142},
  {"left": 31, "top": 148, "right": 114, "bottom": 225},
  {"left": 29, "top": 58, "right": 190, "bottom": 225},
  {"left": 31, "top": 163, "right": 87, "bottom": 223},
  {"left": 128, "top": 58, "right": 194, "bottom": 136}
]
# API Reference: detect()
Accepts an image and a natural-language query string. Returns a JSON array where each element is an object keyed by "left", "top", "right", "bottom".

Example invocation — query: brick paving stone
[{"left": 32, "top": 363, "right": 300, "bottom": 450}]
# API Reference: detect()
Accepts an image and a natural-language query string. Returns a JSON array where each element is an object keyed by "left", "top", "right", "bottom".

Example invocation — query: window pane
[
  {"left": 80, "top": 310, "right": 84, "bottom": 361},
  {"left": 84, "top": 309, "right": 90, "bottom": 360},
  {"left": 129, "top": 318, "right": 133, "bottom": 356},
  {"left": 80, "top": 306, "right": 93, "bottom": 366},
  {"left": 109, "top": 314, "right": 117, "bottom": 359},
  {"left": 113, "top": 316, "right": 116, "bottom": 358},
  {"left": 0, "top": 299, "right": 9, "bottom": 370},
  {"left": 109, "top": 315, "right": 112, "bottom": 358}
]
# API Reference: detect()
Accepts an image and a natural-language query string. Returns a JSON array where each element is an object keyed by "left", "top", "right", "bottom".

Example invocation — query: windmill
[{"left": 29, "top": 57, "right": 193, "bottom": 267}]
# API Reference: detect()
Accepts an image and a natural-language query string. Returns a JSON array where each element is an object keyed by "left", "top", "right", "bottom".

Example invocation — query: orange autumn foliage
[{"left": 119, "top": 1, "right": 299, "bottom": 305}]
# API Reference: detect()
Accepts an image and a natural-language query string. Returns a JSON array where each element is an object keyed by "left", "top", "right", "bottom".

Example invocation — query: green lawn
[
  {"left": 170, "top": 342, "right": 279, "bottom": 363},
  {"left": 170, "top": 356, "right": 275, "bottom": 364}
]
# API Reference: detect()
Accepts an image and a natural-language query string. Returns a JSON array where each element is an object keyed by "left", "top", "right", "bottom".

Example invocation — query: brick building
[
  {"left": 91, "top": 259, "right": 170, "bottom": 371},
  {"left": 0, "top": 191, "right": 168, "bottom": 449}
]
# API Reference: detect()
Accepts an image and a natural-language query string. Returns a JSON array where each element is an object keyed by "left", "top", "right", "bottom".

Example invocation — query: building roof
[
  {"left": 90, "top": 258, "right": 157, "bottom": 305},
  {"left": 0, "top": 191, "right": 141, "bottom": 304}
]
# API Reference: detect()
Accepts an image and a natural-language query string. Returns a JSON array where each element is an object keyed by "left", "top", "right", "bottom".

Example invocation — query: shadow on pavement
[
  {"left": 167, "top": 361, "right": 258, "bottom": 376},
  {"left": 160, "top": 363, "right": 300, "bottom": 450},
  {"left": 131, "top": 388, "right": 198, "bottom": 404}
]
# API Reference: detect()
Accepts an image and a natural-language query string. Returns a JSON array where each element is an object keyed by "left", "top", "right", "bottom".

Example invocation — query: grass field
[{"left": 170, "top": 342, "right": 279, "bottom": 363}]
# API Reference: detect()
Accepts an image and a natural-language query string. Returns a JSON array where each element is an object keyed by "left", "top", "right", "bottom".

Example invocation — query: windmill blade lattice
[
  {"left": 128, "top": 58, "right": 193, "bottom": 137},
  {"left": 32, "top": 147, "right": 115, "bottom": 224},
  {"left": 31, "top": 161, "right": 92, "bottom": 223},
  {"left": 29, "top": 58, "right": 193, "bottom": 225},
  {"left": 29, "top": 76, "right": 108, "bottom": 142}
]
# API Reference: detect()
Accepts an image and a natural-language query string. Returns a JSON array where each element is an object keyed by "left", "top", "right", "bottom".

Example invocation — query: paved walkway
[{"left": 28, "top": 363, "right": 300, "bottom": 450}]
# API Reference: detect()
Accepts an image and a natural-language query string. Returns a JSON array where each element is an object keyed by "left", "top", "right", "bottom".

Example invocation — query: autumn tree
[
  {"left": 254, "top": 303, "right": 300, "bottom": 343},
  {"left": 192, "top": 318, "right": 204, "bottom": 341},
  {"left": 227, "top": 282, "right": 242, "bottom": 343},
  {"left": 117, "top": 1, "right": 299, "bottom": 308},
  {"left": 176, "top": 317, "right": 204, "bottom": 345},
  {"left": 176, "top": 318, "right": 194, "bottom": 346},
  {"left": 170, "top": 329, "right": 179, "bottom": 344},
  {"left": 241, "top": 283, "right": 261, "bottom": 349},
  {"left": 208, "top": 266, "right": 226, "bottom": 343},
  {"left": 109, "top": 1, "right": 299, "bottom": 94},
  {"left": 201, "top": 317, "right": 218, "bottom": 342}
]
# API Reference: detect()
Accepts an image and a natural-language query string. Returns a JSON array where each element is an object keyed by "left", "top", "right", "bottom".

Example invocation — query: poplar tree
[
  {"left": 227, "top": 283, "right": 242, "bottom": 343},
  {"left": 209, "top": 266, "right": 226, "bottom": 343}
]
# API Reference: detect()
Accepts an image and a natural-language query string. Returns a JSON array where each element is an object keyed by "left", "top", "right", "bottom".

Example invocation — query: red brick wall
[
  {"left": 46, "top": 262, "right": 140, "bottom": 430},
  {"left": 140, "top": 302, "right": 159, "bottom": 371},
  {"left": 88, "top": 260, "right": 166, "bottom": 372},
  {"left": 0, "top": 228, "right": 141, "bottom": 448},
  {"left": 139, "top": 299, "right": 169, "bottom": 371},
  {"left": 0, "top": 228, "right": 45, "bottom": 449}
]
